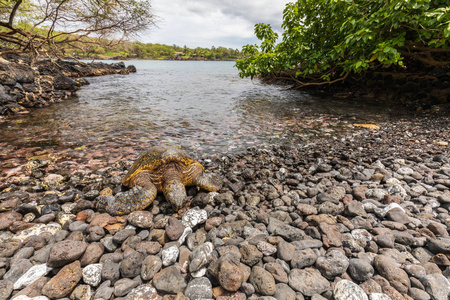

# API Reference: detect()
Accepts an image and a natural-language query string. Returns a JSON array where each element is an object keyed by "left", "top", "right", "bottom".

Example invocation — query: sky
[{"left": 141, "top": 0, "right": 292, "bottom": 50}]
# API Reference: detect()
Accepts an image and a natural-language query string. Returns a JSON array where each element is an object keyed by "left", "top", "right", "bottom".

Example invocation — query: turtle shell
[{"left": 122, "top": 146, "right": 201, "bottom": 186}]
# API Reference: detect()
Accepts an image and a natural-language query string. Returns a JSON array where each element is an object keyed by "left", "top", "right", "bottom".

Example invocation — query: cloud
[{"left": 142, "top": 0, "right": 290, "bottom": 49}]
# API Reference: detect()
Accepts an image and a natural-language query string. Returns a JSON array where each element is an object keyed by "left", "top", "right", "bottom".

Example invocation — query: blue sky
[{"left": 141, "top": 0, "right": 291, "bottom": 49}]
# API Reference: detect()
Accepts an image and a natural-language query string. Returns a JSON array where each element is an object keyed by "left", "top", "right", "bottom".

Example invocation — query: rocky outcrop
[{"left": 0, "top": 55, "right": 135, "bottom": 115}]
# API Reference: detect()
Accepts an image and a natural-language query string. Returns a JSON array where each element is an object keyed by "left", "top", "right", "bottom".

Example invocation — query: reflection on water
[{"left": 0, "top": 60, "right": 408, "bottom": 154}]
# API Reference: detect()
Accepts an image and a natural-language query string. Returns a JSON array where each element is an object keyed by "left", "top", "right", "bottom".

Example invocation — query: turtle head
[{"left": 163, "top": 179, "right": 187, "bottom": 211}]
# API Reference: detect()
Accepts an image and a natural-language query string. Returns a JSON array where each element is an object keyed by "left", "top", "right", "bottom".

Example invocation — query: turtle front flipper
[
  {"left": 163, "top": 179, "right": 187, "bottom": 211},
  {"left": 194, "top": 173, "right": 223, "bottom": 192},
  {"left": 96, "top": 184, "right": 157, "bottom": 216}
]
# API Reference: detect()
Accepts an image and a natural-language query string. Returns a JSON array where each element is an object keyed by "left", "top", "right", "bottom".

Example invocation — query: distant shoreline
[{"left": 73, "top": 56, "right": 238, "bottom": 62}]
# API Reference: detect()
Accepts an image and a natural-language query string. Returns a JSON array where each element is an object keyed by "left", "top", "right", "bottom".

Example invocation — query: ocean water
[{"left": 1, "top": 60, "right": 405, "bottom": 154}]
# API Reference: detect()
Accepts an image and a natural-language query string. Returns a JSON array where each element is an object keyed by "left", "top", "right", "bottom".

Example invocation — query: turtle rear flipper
[
  {"left": 96, "top": 184, "right": 157, "bottom": 216},
  {"left": 194, "top": 173, "right": 223, "bottom": 192}
]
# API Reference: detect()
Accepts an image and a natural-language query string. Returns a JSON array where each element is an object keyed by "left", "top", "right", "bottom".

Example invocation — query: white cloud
[{"left": 141, "top": 0, "right": 291, "bottom": 49}]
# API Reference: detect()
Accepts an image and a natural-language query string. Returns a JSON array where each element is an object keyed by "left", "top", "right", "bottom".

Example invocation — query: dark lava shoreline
[
  {"left": 0, "top": 54, "right": 135, "bottom": 116},
  {"left": 0, "top": 115, "right": 449, "bottom": 299}
]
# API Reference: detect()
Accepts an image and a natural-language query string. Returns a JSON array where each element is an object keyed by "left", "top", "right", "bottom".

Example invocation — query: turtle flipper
[
  {"left": 96, "top": 184, "right": 157, "bottom": 216},
  {"left": 194, "top": 173, "right": 223, "bottom": 192},
  {"left": 163, "top": 179, "right": 187, "bottom": 211}
]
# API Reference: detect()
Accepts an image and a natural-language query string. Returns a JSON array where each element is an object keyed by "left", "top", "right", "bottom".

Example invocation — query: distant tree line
[{"left": 70, "top": 41, "right": 244, "bottom": 60}]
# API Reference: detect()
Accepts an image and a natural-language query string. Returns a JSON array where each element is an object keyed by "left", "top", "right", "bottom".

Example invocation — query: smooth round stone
[
  {"left": 46, "top": 240, "right": 88, "bottom": 268},
  {"left": 249, "top": 266, "right": 276, "bottom": 296}
]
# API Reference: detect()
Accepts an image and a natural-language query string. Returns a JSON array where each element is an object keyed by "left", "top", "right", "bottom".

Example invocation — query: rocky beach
[
  {"left": 0, "top": 54, "right": 136, "bottom": 115},
  {"left": 0, "top": 114, "right": 449, "bottom": 300}
]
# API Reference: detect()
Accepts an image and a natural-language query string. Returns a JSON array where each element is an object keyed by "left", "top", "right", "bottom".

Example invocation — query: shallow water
[{"left": 1, "top": 60, "right": 408, "bottom": 155}]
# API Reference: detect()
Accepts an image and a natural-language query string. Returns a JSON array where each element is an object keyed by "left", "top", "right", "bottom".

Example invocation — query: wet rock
[{"left": 41, "top": 260, "right": 82, "bottom": 299}]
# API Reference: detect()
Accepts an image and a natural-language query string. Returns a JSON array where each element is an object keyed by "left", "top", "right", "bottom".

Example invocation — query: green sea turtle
[{"left": 96, "top": 146, "right": 222, "bottom": 216}]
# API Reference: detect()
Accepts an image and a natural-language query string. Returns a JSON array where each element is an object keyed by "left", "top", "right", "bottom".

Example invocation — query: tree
[
  {"left": 235, "top": 0, "right": 450, "bottom": 87},
  {"left": 0, "top": 0, "right": 156, "bottom": 56}
]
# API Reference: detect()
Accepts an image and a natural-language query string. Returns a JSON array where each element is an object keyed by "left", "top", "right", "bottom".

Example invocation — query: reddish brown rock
[
  {"left": 205, "top": 216, "right": 223, "bottom": 231},
  {"left": 136, "top": 241, "right": 162, "bottom": 255},
  {"left": 0, "top": 211, "right": 22, "bottom": 230},
  {"left": 218, "top": 259, "right": 244, "bottom": 292},
  {"left": 319, "top": 222, "right": 343, "bottom": 247},
  {"left": 41, "top": 260, "right": 82, "bottom": 299}
]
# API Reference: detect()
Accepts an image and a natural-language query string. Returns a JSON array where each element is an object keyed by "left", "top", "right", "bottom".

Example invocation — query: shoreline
[
  {"left": 0, "top": 115, "right": 449, "bottom": 299},
  {"left": 0, "top": 55, "right": 135, "bottom": 116}
]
